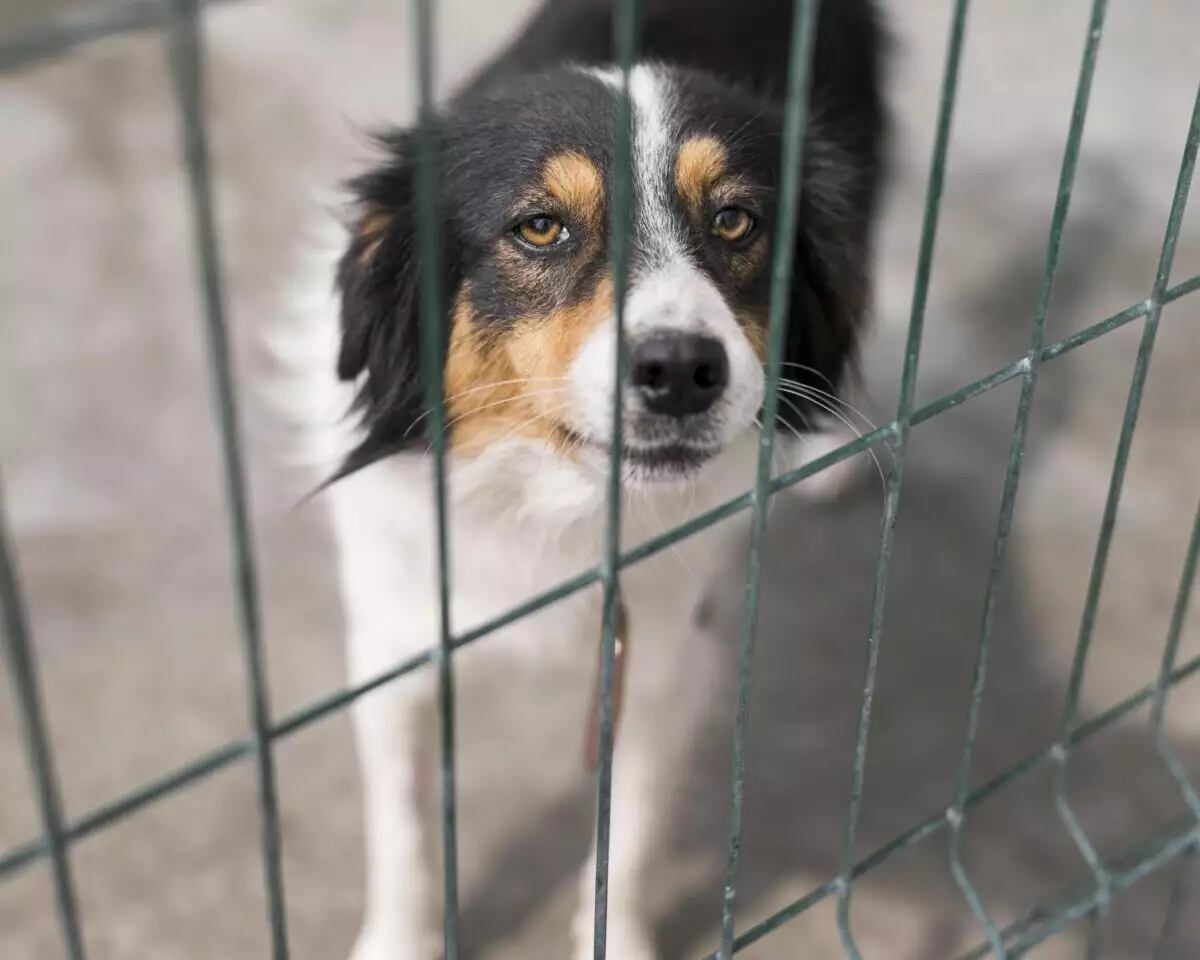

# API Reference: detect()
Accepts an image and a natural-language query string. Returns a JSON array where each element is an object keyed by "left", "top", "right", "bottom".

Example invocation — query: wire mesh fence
[{"left": 1, "top": 1, "right": 1198, "bottom": 958}]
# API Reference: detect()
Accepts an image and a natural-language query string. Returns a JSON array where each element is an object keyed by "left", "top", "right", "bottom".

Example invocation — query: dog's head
[{"left": 334, "top": 64, "right": 878, "bottom": 494}]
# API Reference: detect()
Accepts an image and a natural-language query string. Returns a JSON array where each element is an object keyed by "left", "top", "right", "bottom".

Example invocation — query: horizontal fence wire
[
  {"left": 2, "top": 277, "right": 1199, "bottom": 873},
  {"left": 836, "top": 0, "right": 970, "bottom": 955},
  {"left": 692, "top": 651, "right": 1200, "bottom": 960},
  {"left": 2, "top": 0, "right": 1200, "bottom": 957},
  {"left": 6, "top": 643, "right": 1199, "bottom": 955},
  {"left": 719, "top": 1, "right": 821, "bottom": 957},
  {"left": 951, "top": 2, "right": 1110, "bottom": 954},
  {"left": 1050, "top": 71, "right": 1200, "bottom": 946},
  {"left": 163, "top": 0, "right": 290, "bottom": 956},
  {"left": 0, "top": 0, "right": 234, "bottom": 74},
  {"left": 1152, "top": 499, "right": 1200, "bottom": 821},
  {"left": 0, "top": 488, "right": 86, "bottom": 959},
  {"left": 958, "top": 818, "right": 1200, "bottom": 960}
]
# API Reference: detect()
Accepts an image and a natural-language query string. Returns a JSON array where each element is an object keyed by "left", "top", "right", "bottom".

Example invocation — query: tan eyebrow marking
[
  {"left": 675, "top": 135, "right": 728, "bottom": 212},
  {"left": 542, "top": 151, "right": 604, "bottom": 224}
]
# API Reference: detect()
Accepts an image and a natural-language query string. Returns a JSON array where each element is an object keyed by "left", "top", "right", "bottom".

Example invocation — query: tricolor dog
[{"left": 283, "top": 1, "right": 885, "bottom": 956}]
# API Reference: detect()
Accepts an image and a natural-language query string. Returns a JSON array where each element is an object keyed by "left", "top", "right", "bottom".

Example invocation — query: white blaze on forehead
[
  {"left": 580, "top": 64, "right": 687, "bottom": 265},
  {"left": 566, "top": 67, "right": 766, "bottom": 447}
]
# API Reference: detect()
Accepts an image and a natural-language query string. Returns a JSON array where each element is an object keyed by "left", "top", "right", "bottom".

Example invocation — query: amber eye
[
  {"left": 515, "top": 215, "right": 567, "bottom": 248},
  {"left": 711, "top": 206, "right": 756, "bottom": 244}
]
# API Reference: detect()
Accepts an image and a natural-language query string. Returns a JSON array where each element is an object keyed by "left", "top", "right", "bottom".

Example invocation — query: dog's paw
[{"left": 776, "top": 425, "right": 869, "bottom": 504}]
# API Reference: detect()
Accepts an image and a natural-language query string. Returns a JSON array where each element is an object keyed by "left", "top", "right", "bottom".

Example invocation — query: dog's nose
[{"left": 629, "top": 333, "right": 729, "bottom": 418}]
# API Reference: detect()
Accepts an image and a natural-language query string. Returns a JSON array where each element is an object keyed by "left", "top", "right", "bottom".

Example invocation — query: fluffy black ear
[
  {"left": 333, "top": 129, "right": 456, "bottom": 479},
  {"left": 777, "top": 130, "right": 881, "bottom": 433}
]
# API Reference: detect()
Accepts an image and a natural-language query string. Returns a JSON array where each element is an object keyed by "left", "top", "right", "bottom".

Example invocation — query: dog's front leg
[
  {"left": 347, "top": 635, "right": 437, "bottom": 960},
  {"left": 571, "top": 584, "right": 717, "bottom": 960}
]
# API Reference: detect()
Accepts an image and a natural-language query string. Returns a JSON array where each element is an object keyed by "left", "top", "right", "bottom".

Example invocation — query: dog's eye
[
  {"left": 515, "top": 215, "right": 567, "bottom": 248},
  {"left": 711, "top": 206, "right": 756, "bottom": 244}
]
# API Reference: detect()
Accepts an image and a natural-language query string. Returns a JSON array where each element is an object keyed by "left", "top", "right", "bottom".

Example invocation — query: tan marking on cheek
[
  {"left": 506, "top": 276, "right": 614, "bottom": 389},
  {"left": 543, "top": 152, "right": 604, "bottom": 227},
  {"left": 444, "top": 279, "right": 613, "bottom": 456},
  {"left": 444, "top": 296, "right": 535, "bottom": 454},
  {"left": 675, "top": 136, "right": 728, "bottom": 215}
]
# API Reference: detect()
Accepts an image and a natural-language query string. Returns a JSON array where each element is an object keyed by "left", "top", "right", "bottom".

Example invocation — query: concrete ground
[{"left": 2, "top": 0, "right": 1199, "bottom": 957}]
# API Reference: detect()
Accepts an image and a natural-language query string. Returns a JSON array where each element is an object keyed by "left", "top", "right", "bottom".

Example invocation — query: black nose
[{"left": 629, "top": 333, "right": 729, "bottom": 418}]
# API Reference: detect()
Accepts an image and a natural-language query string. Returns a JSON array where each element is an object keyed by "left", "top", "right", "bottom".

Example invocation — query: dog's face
[{"left": 335, "top": 64, "right": 876, "bottom": 492}]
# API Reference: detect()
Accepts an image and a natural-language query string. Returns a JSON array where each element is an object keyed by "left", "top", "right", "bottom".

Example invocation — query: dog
[{"left": 283, "top": 1, "right": 885, "bottom": 956}]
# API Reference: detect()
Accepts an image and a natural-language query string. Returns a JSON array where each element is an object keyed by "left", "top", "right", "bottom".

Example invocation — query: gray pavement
[{"left": 2, "top": 1, "right": 1199, "bottom": 957}]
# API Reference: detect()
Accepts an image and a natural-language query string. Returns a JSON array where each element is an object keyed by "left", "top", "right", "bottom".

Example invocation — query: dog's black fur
[{"left": 334, "top": 0, "right": 886, "bottom": 479}]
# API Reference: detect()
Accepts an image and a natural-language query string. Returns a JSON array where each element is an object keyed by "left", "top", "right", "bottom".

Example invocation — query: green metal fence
[{"left": 1, "top": 0, "right": 1198, "bottom": 958}]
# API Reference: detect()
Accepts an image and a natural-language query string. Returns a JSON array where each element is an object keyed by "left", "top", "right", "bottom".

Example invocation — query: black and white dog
[{"left": 285, "top": 1, "right": 885, "bottom": 956}]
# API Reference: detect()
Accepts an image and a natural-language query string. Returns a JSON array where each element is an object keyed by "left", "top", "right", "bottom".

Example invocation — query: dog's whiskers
[
  {"left": 774, "top": 375, "right": 879, "bottom": 433},
  {"left": 776, "top": 392, "right": 887, "bottom": 493},
  {"left": 775, "top": 361, "right": 840, "bottom": 394},
  {"left": 441, "top": 388, "right": 571, "bottom": 431},
  {"left": 424, "top": 395, "right": 576, "bottom": 456},
  {"left": 403, "top": 378, "right": 572, "bottom": 440}
]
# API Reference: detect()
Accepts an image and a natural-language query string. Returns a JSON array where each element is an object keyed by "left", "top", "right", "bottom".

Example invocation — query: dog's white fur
[{"left": 279, "top": 67, "right": 864, "bottom": 960}]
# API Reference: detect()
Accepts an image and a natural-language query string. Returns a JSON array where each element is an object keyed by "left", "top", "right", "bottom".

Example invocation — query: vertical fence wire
[
  {"left": 834, "top": 2, "right": 972, "bottom": 956},
  {"left": 1087, "top": 84, "right": 1200, "bottom": 830},
  {"left": 1070, "top": 88, "right": 1200, "bottom": 729},
  {"left": 0, "top": 489, "right": 86, "bottom": 959},
  {"left": 2, "top": 1, "right": 1200, "bottom": 957},
  {"left": 592, "top": 1, "right": 639, "bottom": 956},
  {"left": 408, "top": 0, "right": 460, "bottom": 955},
  {"left": 1151, "top": 498, "right": 1200, "bottom": 819},
  {"left": 1051, "top": 67, "right": 1200, "bottom": 932},
  {"left": 945, "top": 2, "right": 1110, "bottom": 954},
  {"left": 162, "top": 2, "right": 289, "bottom": 957},
  {"left": 953, "top": 813, "right": 1199, "bottom": 960},
  {"left": 717, "top": 1, "right": 821, "bottom": 956}
]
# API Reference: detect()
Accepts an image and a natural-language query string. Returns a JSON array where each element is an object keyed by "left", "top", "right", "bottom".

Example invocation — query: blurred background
[{"left": 2, "top": 0, "right": 1199, "bottom": 957}]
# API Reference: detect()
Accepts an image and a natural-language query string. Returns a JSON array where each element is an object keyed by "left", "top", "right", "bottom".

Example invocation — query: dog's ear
[
  {"left": 777, "top": 129, "right": 880, "bottom": 431},
  {"left": 333, "top": 129, "right": 457, "bottom": 478}
]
